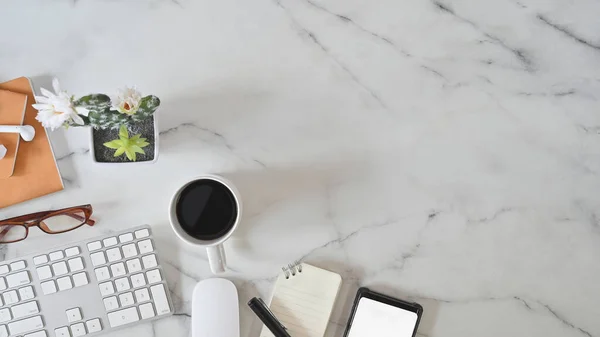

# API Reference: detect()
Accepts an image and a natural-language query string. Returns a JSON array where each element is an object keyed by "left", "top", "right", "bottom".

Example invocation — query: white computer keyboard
[{"left": 0, "top": 225, "right": 173, "bottom": 337}]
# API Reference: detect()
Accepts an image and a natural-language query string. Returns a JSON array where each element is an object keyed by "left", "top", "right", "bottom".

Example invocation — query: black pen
[{"left": 248, "top": 297, "right": 292, "bottom": 337}]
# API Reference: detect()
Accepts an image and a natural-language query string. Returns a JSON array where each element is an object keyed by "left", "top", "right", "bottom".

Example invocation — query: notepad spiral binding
[{"left": 282, "top": 261, "right": 303, "bottom": 279}]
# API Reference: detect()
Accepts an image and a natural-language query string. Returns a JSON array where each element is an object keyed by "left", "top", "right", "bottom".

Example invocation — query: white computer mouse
[{"left": 192, "top": 278, "right": 240, "bottom": 337}]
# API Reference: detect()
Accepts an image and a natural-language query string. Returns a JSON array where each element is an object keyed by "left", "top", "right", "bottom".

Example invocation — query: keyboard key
[
  {"left": 142, "top": 254, "right": 157, "bottom": 269},
  {"left": 18, "top": 286, "right": 35, "bottom": 300},
  {"left": 134, "top": 229, "right": 149, "bottom": 239},
  {"left": 0, "top": 325, "right": 6, "bottom": 337},
  {"left": 110, "top": 263, "right": 126, "bottom": 277},
  {"left": 41, "top": 281, "right": 57, "bottom": 295},
  {"left": 70, "top": 322, "right": 86, "bottom": 337},
  {"left": 11, "top": 301, "right": 39, "bottom": 319},
  {"left": 106, "top": 248, "right": 122, "bottom": 262},
  {"left": 0, "top": 309, "right": 11, "bottom": 323},
  {"left": 85, "top": 319, "right": 102, "bottom": 333},
  {"left": 134, "top": 288, "right": 150, "bottom": 303},
  {"left": 139, "top": 303, "right": 155, "bottom": 319},
  {"left": 49, "top": 251, "right": 64, "bottom": 261},
  {"left": 103, "top": 237, "right": 117, "bottom": 247},
  {"left": 36, "top": 266, "right": 52, "bottom": 280},
  {"left": 73, "top": 273, "right": 88, "bottom": 287},
  {"left": 68, "top": 257, "right": 84, "bottom": 272},
  {"left": 126, "top": 259, "right": 142, "bottom": 273},
  {"left": 95, "top": 267, "right": 110, "bottom": 281},
  {"left": 25, "top": 331, "right": 47, "bottom": 337},
  {"left": 121, "top": 244, "right": 137, "bottom": 259},
  {"left": 114, "top": 277, "right": 130, "bottom": 292},
  {"left": 52, "top": 262, "right": 68, "bottom": 276},
  {"left": 10, "top": 261, "right": 26, "bottom": 271},
  {"left": 0, "top": 266, "right": 8, "bottom": 276},
  {"left": 54, "top": 327, "right": 70, "bottom": 337},
  {"left": 0, "top": 278, "right": 6, "bottom": 291},
  {"left": 118, "top": 292, "right": 135, "bottom": 307},
  {"left": 103, "top": 296, "right": 119, "bottom": 311},
  {"left": 137, "top": 240, "right": 153, "bottom": 254},
  {"left": 90, "top": 252, "right": 106, "bottom": 266},
  {"left": 118, "top": 233, "right": 134, "bottom": 243},
  {"left": 150, "top": 284, "right": 170, "bottom": 315},
  {"left": 57, "top": 277, "right": 73, "bottom": 291},
  {"left": 87, "top": 241, "right": 102, "bottom": 252},
  {"left": 99, "top": 282, "right": 115, "bottom": 296},
  {"left": 130, "top": 273, "right": 146, "bottom": 288},
  {"left": 66, "top": 308, "right": 82, "bottom": 323},
  {"left": 7, "top": 315, "right": 43, "bottom": 335},
  {"left": 107, "top": 307, "right": 139, "bottom": 327},
  {"left": 2, "top": 291, "right": 18, "bottom": 305},
  {"left": 146, "top": 269, "right": 162, "bottom": 284},
  {"left": 7, "top": 271, "right": 31, "bottom": 287},
  {"left": 33, "top": 255, "right": 48, "bottom": 266},
  {"left": 65, "top": 247, "right": 80, "bottom": 257}
]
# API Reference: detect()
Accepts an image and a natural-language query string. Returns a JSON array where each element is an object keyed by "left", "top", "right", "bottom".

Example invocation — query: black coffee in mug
[{"left": 175, "top": 179, "right": 238, "bottom": 241}]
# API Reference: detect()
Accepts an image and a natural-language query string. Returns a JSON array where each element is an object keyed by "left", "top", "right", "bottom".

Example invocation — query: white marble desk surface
[{"left": 1, "top": 0, "right": 599, "bottom": 336}]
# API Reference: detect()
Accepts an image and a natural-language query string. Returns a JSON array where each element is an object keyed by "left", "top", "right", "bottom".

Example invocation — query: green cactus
[
  {"left": 73, "top": 94, "right": 111, "bottom": 114},
  {"left": 131, "top": 95, "right": 160, "bottom": 123},
  {"left": 88, "top": 109, "right": 131, "bottom": 130},
  {"left": 71, "top": 92, "right": 160, "bottom": 130}
]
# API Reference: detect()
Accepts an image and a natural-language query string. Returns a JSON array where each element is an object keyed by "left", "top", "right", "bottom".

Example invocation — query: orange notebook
[
  {"left": 0, "top": 77, "right": 64, "bottom": 208},
  {"left": 0, "top": 90, "right": 28, "bottom": 178}
]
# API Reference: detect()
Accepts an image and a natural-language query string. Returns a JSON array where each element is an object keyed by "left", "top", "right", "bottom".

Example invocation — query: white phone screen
[{"left": 347, "top": 298, "right": 418, "bottom": 337}]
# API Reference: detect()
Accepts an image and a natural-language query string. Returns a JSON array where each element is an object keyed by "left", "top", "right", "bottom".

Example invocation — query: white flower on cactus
[
  {"left": 111, "top": 86, "right": 142, "bottom": 115},
  {"left": 32, "top": 78, "right": 86, "bottom": 131}
]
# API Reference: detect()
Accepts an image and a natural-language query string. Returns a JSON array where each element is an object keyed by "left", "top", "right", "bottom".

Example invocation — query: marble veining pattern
[{"left": 1, "top": 0, "right": 600, "bottom": 336}]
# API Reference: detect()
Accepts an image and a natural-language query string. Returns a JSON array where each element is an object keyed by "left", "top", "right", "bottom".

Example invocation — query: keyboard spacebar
[
  {"left": 8, "top": 316, "right": 44, "bottom": 335},
  {"left": 108, "top": 307, "right": 139, "bottom": 327}
]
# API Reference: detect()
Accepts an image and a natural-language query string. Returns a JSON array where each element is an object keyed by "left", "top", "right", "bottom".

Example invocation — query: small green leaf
[
  {"left": 103, "top": 140, "right": 122, "bottom": 149},
  {"left": 119, "top": 125, "right": 129, "bottom": 139},
  {"left": 114, "top": 147, "right": 126, "bottom": 157},
  {"left": 133, "top": 141, "right": 148, "bottom": 148},
  {"left": 125, "top": 148, "right": 135, "bottom": 161},
  {"left": 131, "top": 145, "right": 145, "bottom": 155}
]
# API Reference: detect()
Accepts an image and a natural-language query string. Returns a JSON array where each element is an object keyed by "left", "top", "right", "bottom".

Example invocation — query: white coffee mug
[{"left": 169, "top": 175, "right": 242, "bottom": 274}]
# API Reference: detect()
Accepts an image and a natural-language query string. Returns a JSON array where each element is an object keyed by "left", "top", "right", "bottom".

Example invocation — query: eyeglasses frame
[{"left": 0, "top": 204, "right": 95, "bottom": 243}]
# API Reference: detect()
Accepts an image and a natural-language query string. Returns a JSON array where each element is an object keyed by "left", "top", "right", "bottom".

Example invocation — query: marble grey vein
[
  {"left": 302, "top": 0, "right": 412, "bottom": 57},
  {"left": 537, "top": 15, "right": 600, "bottom": 51},
  {"left": 275, "top": 0, "right": 389, "bottom": 109},
  {"left": 432, "top": 0, "right": 534, "bottom": 72}
]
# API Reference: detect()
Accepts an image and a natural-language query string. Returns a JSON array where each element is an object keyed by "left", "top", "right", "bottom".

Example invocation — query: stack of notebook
[{"left": 0, "top": 77, "right": 64, "bottom": 208}]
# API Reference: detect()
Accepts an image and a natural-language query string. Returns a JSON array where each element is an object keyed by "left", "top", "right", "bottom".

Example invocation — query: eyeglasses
[{"left": 0, "top": 205, "right": 95, "bottom": 243}]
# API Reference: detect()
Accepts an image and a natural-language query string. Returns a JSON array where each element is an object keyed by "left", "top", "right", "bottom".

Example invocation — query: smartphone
[{"left": 343, "top": 288, "right": 423, "bottom": 337}]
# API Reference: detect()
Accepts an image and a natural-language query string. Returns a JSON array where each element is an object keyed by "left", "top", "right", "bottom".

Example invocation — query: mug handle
[{"left": 207, "top": 244, "right": 226, "bottom": 273}]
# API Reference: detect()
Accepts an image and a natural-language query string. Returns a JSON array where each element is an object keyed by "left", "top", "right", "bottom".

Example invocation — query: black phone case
[{"left": 342, "top": 287, "right": 424, "bottom": 337}]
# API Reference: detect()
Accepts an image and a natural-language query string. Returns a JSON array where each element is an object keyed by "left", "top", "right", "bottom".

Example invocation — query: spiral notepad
[{"left": 260, "top": 263, "right": 342, "bottom": 337}]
